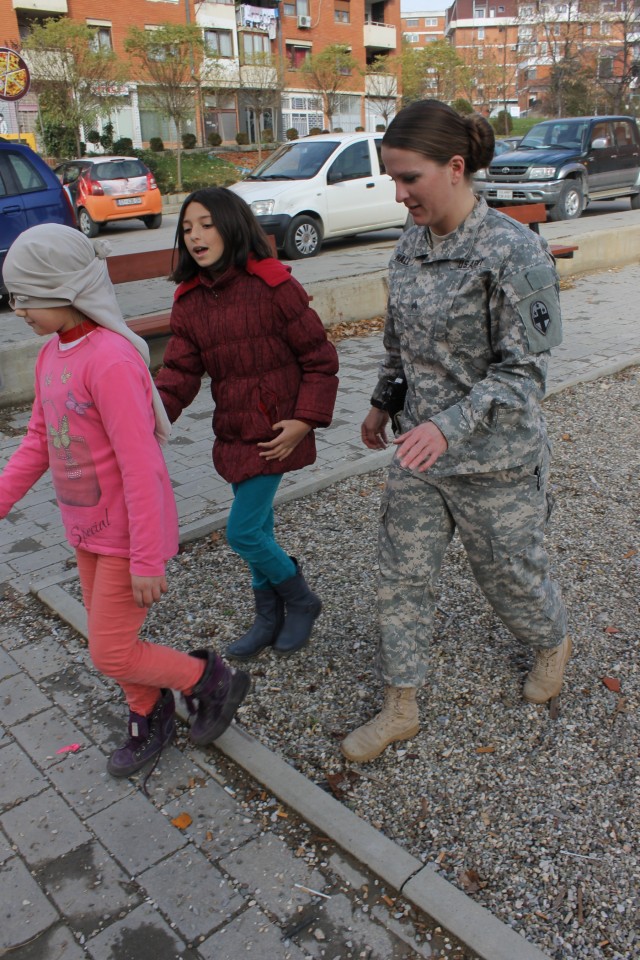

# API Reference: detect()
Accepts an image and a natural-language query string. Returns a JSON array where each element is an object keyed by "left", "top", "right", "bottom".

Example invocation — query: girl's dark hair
[
  {"left": 382, "top": 99, "right": 495, "bottom": 176},
  {"left": 170, "top": 186, "right": 274, "bottom": 283}
]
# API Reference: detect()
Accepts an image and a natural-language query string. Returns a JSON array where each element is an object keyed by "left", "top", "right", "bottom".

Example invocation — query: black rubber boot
[
  {"left": 272, "top": 561, "right": 322, "bottom": 656},
  {"left": 226, "top": 588, "right": 284, "bottom": 660},
  {"left": 186, "top": 650, "right": 251, "bottom": 746},
  {"left": 107, "top": 689, "right": 175, "bottom": 778}
]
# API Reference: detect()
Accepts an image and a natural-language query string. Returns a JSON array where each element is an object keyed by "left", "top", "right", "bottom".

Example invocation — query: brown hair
[{"left": 382, "top": 99, "right": 495, "bottom": 176}]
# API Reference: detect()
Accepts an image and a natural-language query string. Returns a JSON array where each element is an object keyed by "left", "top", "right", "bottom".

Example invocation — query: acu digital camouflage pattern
[
  {"left": 372, "top": 198, "right": 567, "bottom": 686},
  {"left": 372, "top": 197, "right": 562, "bottom": 476}
]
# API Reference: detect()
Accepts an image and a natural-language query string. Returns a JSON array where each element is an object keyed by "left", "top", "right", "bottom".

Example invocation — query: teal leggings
[{"left": 227, "top": 474, "right": 296, "bottom": 589}]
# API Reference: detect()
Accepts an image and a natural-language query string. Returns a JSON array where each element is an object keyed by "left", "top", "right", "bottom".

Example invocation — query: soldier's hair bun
[{"left": 464, "top": 113, "right": 495, "bottom": 174}]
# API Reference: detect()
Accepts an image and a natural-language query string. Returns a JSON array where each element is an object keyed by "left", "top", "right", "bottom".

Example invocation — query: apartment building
[
  {"left": 0, "top": 0, "right": 403, "bottom": 146},
  {"left": 400, "top": 9, "right": 447, "bottom": 45}
]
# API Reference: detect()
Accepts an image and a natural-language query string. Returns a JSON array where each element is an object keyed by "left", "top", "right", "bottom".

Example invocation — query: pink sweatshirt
[{"left": 0, "top": 329, "right": 178, "bottom": 577}]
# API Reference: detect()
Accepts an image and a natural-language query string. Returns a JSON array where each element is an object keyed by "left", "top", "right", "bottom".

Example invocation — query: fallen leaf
[
  {"left": 622, "top": 549, "right": 637, "bottom": 559},
  {"left": 602, "top": 676, "right": 621, "bottom": 693},
  {"left": 561, "top": 433, "right": 574, "bottom": 442},
  {"left": 603, "top": 626, "right": 620, "bottom": 635},
  {"left": 458, "top": 869, "right": 487, "bottom": 893},
  {"left": 171, "top": 812, "right": 193, "bottom": 830},
  {"left": 476, "top": 745, "right": 496, "bottom": 754}
]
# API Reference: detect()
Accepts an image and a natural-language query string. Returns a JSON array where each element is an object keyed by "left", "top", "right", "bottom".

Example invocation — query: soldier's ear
[{"left": 449, "top": 155, "right": 466, "bottom": 184}]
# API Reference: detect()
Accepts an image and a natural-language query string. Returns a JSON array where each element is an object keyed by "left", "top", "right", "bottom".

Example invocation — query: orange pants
[{"left": 76, "top": 549, "right": 204, "bottom": 715}]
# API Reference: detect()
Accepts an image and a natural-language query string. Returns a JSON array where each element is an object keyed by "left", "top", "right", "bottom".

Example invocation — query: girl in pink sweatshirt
[{"left": 0, "top": 224, "right": 249, "bottom": 780}]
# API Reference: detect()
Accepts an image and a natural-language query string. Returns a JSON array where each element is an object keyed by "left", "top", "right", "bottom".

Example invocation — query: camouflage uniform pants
[{"left": 377, "top": 447, "right": 567, "bottom": 687}]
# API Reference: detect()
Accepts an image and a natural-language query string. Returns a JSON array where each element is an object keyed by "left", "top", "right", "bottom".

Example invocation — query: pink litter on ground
[{"left": 56, "top": 743, "right": 82, "bottom": 754}]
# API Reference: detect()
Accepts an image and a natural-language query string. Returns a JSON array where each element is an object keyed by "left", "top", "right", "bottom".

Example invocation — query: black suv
[{"left": 474, "top": 116, "right": 640, "bottom": 220}]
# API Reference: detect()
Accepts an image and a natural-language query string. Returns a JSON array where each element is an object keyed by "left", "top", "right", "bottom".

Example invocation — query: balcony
[
  {"left": 363, "top": 21, "right": 397, "bottom": 50},
  {"left": 12, "top": 0, "right": 68, "bottom": 11}
]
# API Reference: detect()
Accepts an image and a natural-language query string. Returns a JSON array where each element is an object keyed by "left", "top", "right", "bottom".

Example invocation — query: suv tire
[
  {"left": 283, "top": 215, "right": 322, "bottom": 259},
  {"left": 550, "top": 181, "right": 584, "bottom": 221},
  {"left": 143, "top": 214, "right": 163, "bottom": 229},
  {"left": 78, "top": 207, "right": 100, "bottom": 238}
]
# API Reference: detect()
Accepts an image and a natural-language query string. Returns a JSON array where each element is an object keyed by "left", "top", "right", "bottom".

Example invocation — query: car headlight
[
  {"left": 529, "top": 167, "right": 557, "bottom": 179},
  {"left": 250, "top": 199, "right": 275, "bottom": 216},
  {"left": 474, "top": 168, "right": 487, "bottom": 180}
]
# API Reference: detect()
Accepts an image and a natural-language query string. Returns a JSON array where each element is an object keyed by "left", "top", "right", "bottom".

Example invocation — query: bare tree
[
  {"left": 301, "top": 44, "right": 359, "bottom": 130},
  {"left": 125, "top": 23, "right": 209, "bottom": 190},
  {"left": 365, "top": 55, "right": 398, "bottom": 129},
  {"left": 236, "top": 52, "right": 285, "bottom": 159}
]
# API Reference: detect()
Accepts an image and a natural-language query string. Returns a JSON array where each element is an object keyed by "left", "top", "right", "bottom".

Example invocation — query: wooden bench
[{"left": 499, "top": 202, "right": 579, "bottom": 259}]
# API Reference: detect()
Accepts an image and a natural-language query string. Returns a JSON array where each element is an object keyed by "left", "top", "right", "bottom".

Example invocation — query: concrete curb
[{"left": 31, "top": 579, "right": 552, "bottom": 960}]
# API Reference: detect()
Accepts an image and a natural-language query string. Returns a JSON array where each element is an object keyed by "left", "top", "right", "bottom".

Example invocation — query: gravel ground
[
  {"left": 7, "top": 364, "right": 638, "bottom": 959},
  {"left": 131, "top": 366, "right": 638, "bottom": 960}
]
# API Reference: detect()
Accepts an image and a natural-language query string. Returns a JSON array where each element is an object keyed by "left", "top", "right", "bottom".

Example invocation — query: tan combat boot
[
  {"left": 341, "top": 687, "right": 419, "bottom": 763},
  {"left": 523, "top": 636, "right": 572, "bottom": 703}
]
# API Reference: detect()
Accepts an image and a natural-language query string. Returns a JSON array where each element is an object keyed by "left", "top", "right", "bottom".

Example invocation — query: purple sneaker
[
  {"left": 186, "top": 650, "right": 250, "bottom": 746},
  {"left": 107, "top": 688, "right": 175, "bottom": 778}
]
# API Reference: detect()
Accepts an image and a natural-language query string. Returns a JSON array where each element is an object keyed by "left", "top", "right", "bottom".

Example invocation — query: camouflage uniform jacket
[{"left": 373, "top": 198, "right": 562, "bottom": 476}]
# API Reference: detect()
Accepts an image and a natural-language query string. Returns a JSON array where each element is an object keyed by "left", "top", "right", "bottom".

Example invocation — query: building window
[
  {"left": 286, "top": 43, "right": 311, "bottom": 68},
  {"left": 425, "top": 17, "right": 438, "bottom": 25},
  {"left": 335, "top": 2, "right": 350, "bottom": 22},
  {"left": 242, "top": 32, "right": 271, "bottom": 58},
  {"left": 405, "top": 17, "right": 419, "bottom": 26},
  {"left": 204, "top": 29, "right": 233, "bottom": 57},
  {"left": 284, "top": 0, "right": 309, "bottom": 15},
  {"left": 601, "top": 21, "right": 611, "bottom": 35},
  {"left": 478, "top": 26, "right": 485, "bottom": 39},
  {"left": 474, "top": 6, "right": 485, "bottom": 16},
  {"left": 403, "top": 33, "right": 419, "bottom": 42},
  {"left": 88, "top": 23, "right": 113, "bottom": 52}
]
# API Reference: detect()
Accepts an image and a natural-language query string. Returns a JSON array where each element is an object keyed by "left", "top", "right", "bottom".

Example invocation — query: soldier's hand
[
  {"left": 361, "top": 407, "right": 390, "bottom": 449},
  {"left": 394, "top": 421, "right": 447, "bottom": 471}
]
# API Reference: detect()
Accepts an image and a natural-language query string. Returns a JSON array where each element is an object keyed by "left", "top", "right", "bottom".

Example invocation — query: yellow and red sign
[{"left": 0, "top": 47, "right": 30, "bottom": 102}]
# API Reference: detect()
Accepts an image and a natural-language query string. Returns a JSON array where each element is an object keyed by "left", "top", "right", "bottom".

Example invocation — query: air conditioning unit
[{"left": 297, "top": 15, "right": 312, "bottom": 28}]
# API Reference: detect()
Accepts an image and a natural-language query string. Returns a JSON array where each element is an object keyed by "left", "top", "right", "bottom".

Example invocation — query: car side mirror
[
  {"left": 327, "top": 169, "right": 341, "bottom": 184},
  {"left": 591, "top": 137, "right": 609, "bottom": 149}
]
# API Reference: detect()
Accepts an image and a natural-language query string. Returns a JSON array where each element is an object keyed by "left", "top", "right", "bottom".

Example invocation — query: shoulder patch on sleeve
[{"left": 506, "top": 264, "right": 562, "bottom": 353}]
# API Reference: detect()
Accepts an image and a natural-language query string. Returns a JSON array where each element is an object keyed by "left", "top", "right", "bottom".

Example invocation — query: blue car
[{"left": 0, "top": 139, "right": 77, "bottom": 304}]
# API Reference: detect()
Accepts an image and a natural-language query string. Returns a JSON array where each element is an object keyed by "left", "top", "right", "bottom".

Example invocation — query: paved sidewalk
[{"left": 1, "top": 236, "right": 640, "bottom": 960}]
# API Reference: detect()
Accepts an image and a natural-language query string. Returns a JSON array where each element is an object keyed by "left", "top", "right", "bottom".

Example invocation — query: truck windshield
[
  {"left": 244, "top": 141, "right": 340, "bottom": 181},
  {"left": 520, "top": 121, "right": 587, "bottom": 150}
]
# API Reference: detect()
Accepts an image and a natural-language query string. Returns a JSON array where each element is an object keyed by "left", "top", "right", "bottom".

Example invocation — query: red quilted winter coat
[{"left": 155, "top": 257, "right": 339, "bottom": 485}]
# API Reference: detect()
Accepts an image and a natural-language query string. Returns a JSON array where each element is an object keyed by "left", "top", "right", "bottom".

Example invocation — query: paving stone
[
  {"left": 88, "top": 791, "right": 187, "bottom": 876},
  {"left": 0, "top": 671, "right": 52, "bottom": 723},
  {"left": 0, "top": 788, "right": 91, "bottom": 868},
  {"left": 11, "top": 637, "right": 76, "bottom": 681},
  {"left": 0, "top": 828, "right": 13, "bottom": 865},
  {"left": 198, "top": 904, "right": 309, "bottom": 960},
  {"left": 37, "top": 840, "right": 143, "bottom": 938},
  {"left": 0, "top": 741, "right": 48, "bottom": 811},
  {"left": 46, "top": 745, "right": 135, "bottom": 818},
  {"left": 163, "top": 781, "right": 260, "bottom": 859},
  {"left": 131, "top": 743, "right": 216, "bottom": 807},
  {"left": 298, "top": 892, "right": 407, "bottom": 960},
  {"left": 0, "top": 855, "right": 59, "bottom": 951},
  {"left": 6, "top": 924, "right": 88, "bottom": 960},
  {"left": 11, "top": 705, "right": 86, "bottom": 770},
  {"left": 85, "top": 900, "right": 197, "bottom": 960},
  {"left": 139, "top": 844, "right": 246, "bottom": 943},
  {"left": 220, "top": 833, "right": 327, "bottom": 922},
  {"left": 0, "top": 646, "right": 19, "bottom": 681}
]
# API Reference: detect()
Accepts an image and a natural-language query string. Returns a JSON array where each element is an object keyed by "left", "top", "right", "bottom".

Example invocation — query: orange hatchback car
[{"left": 53, "top": 156, "right": 162, "bottom": 237}]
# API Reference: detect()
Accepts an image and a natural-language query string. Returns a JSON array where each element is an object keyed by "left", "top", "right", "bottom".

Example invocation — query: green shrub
[
  {"left": 308, "top": 127, "right": 323, "bottom": 136},
  {"left": 235, "top": 131, "right": 249, "bottom": 145},
  {"left": 355, "top": 125, "right": 364, "bottom": 131},
  {"left": 491, "top": 110, "right": 512, "bottom": 135},
  {"left": 113, "top": 137, "right": 134, "bottom": 154},
  {"left": 452, "top": 98, "right": 474, "bottom": 116},
  {"left": 261, "top": 129, "right": 274, "bottom": 143},
  {"left": 182, "top": 132, "right": 197, "bottom": 150},
  {"left": 286, "top": 127, "right": 299, "bottom": 140},
  {"left": 375, "top": 124, "right": 386, "bottom": 132},
  {"left": 149, "top": 137, "right": 164, "bottom": 152},
  {"left": 207, "top": 131, "right": 222, "bottom": 147},
  {"left": 334, "top": 127, "right": 344, "bottom": 132},
  {"left": 87, "top": 130, "right": 100, "bottom": 145},
  {"left": 99, "top": 122, "right": 114, "bottom": 152}
]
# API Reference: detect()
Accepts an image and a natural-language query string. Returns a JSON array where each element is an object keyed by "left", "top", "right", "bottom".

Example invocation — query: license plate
[
  {"left": 496, "top": 189, "right": 513, "bottom": 200},
  {"left": 116, "top": 197, "right": 143, "bottom": 206}
]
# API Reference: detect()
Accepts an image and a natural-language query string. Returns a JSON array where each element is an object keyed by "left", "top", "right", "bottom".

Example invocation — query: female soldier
[{"left": 342, "top": 100, "right": 570, "bottom": 764}]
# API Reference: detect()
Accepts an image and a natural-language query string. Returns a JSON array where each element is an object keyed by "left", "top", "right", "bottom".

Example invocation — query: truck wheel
[
  {"left": 78, "top": 208, "right": 100, "bottom": 238},
  {"left": 549, "top": 182, "right": 584, "bottom": 221},
  {"left": 283, "top": 216, "right": 322, "bottom": 259}
]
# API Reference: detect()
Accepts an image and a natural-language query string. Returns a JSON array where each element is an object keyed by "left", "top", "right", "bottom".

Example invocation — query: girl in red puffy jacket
[{"left": 155, "top": 187, "right": 339, "bottom": 660}]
